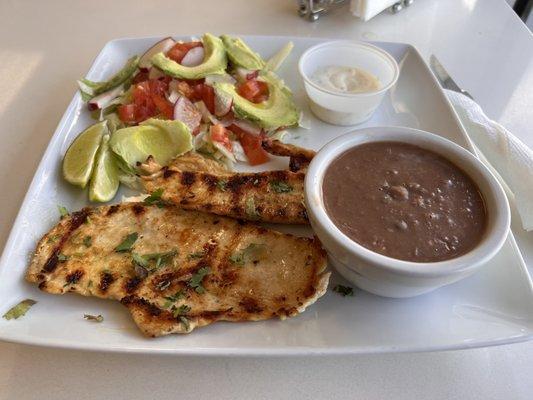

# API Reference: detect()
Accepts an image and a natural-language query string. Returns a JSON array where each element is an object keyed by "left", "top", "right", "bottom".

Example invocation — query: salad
[{"left": 77, "top": 33, "right": 298, "bottom": 169}]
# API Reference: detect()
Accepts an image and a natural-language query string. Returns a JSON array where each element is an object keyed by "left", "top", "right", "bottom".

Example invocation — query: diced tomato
[
  {"left": 152, "top": 94, "right": 174, "bottom": 119},
  {"left": 228, "top": 124, "right": 269, "bottom": 165},
  {"left": 236, "top": 80, "right": 269, "bottom": 104},
  {"left": 118, "top": 104, "right": 137, "bottom": 123},
  {"left": 167, "top": 42, "right": 203, "bottom": 64},
  {"left": 201, "top": 84, "right": 215, "bottom": 114},
  {"left": 118, "top": 78, "right": 174, "bottom": 123},
  {"left": 210, "top": 124, "right": 232, "bottom": 151},
  {"left": 132, "top": 71, "right": 149, "bottom": 84}
]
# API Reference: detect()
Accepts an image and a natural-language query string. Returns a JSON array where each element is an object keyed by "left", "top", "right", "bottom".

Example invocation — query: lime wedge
[
  {"left": 62, "top": 120, "right": 108, "bottom": 188},
  {"left": 89, "top": 134, "right": 120, "bottom": 202},
  {"left": 109, "top": 118, "right": 193, "bottom": 168}
]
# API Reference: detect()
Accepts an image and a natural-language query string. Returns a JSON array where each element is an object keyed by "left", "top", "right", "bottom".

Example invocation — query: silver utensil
[{"left": 429, "top": 55, "right": 473, "bottom": 100}]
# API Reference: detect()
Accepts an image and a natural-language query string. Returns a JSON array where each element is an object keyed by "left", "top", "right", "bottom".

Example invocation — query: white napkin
[
  {"left": 350, "top": 0, "right": 397, "bottom": 21},
  {"left": 446, "top": 90, "right": 533, "bottom": 231}
]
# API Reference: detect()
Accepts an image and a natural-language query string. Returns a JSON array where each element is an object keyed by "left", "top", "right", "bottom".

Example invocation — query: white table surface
[{"left": 0, "top": 0, "right": 532, "bottom": 398}]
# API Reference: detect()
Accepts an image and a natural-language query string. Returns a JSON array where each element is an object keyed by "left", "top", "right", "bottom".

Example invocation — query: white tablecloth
[{"left": 0, "top": 0, "right": 532, "bottom": 398}]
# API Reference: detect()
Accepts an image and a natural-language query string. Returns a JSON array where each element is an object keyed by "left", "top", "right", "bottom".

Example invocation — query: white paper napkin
[
  {"left": 350, "top": 0, "right": 397, "bottom": 21},
  {"left": 446, "top": 90, "right": 533, "bottom": 231}
]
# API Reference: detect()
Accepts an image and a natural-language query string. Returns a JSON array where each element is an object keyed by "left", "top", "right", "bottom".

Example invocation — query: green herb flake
[
  {"left": 84, "top": 314, "right": 104, "bottom": 322},
  {"left": 85, "top": 216, "right": 92, "bottom": 225},
  {"left": 332, "top": 284, "right": 354, "bottom": 297},
  {"left": 57, "top": 253, "right": 69, "bottom": 262},
  {"left": 87, "top": 280, "right": 93, "bottom": 288},
  {"left": 83, "top": 236, "right": 92, "bottom": 247},
  {"left": 245, "top": 197, "right": 260, "bottom": 220},
  {"left": 228, "top": 252, "right": 245, "bottom": 265},
  {"left": 3, "top": 299, "right": 37, "bottom": 320},
  {"left": 163, "top": 300, "right": 173, "bottom": 309},
  {"left": 57, "top": 205, "right": 69, "bottom": 218},
  {"left": 115, "top": 232, "right": 138, "bottom": 252},
  {"left": 216, "top": 180, "right": 227, "bottom": 191},
  {"left": 164, "top": 290, "right": 184, "bottom": 303},
  {"left": 180, "top": 316, "right": 190, "bottom": 331},
  {"left": 228, "top": 243, "right": 265, "bottom": 266},
  {"left": 171, "top": 304, "right": 191, "bottom": 318},
  {"left": 144, "top": 188, "right": 166, "bottom": 208},
  {"left": 269, "top": 180, "right": 293, "bottom": 193},
  {"left": 47, "top": 234, "right": 61, "bottom": 244},
  {"left": 188, "top": 251, "right": 206, "bottom": 260},
  {"left": 188, "top": 267, "right": 210, "bottom": 294}
]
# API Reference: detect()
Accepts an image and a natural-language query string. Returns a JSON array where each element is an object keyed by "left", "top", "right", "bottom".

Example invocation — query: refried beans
[{"left": 322, "top": 141, "right": 487, "bottom": 262}]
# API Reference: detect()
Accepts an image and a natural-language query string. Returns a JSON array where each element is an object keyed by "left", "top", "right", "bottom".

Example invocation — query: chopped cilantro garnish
[
  {"left": 180, "top": 316, "right": 190, "bottom": 331},
  {"left": 228, "top": 243, "right": 265, "bottom": 266},
  {"left": 332, "top": 285, "right": 354, "bottom": 297},
  {"left": 84, "top": 314, "right": 104, "bottom": 322},
  {"left": 47, "top": 234, "right": 61, "bottom": 244},
  {"left": 57, "top": 205, "right": 69, "bottom": 218},
  {"left": 143, "top": 188, "right": 166, "bottom": 208},
  {"left": 132, "top": 249, "right": 178, "bottom": 277},
  {"left": 164, "top": 290, "right": 184, "bottom": 303},
  {"left": 115, "top": 232, "right": 138, "bottom": 252},
  {"left": 245, "top": 197, "right": 260, "bottom": 220},
  {"left": 171, "top": 304, "right": 191, "bottom": 318},
  {"left": 188, "top": 251, "right": 206, "bottom": 260},
  {"left": 83, "top": 235, "right": 92, "bottom": 247},
  {"left": 188, "top": 267, "right": 210, "bottom": 294},
  {"left": 228, "top": 252, "right": 245, "bottom": 265},
  {"left": 57, "top": 253, "right": 69, "bottom": 262},
  {"left": 2, "top": 299, "right": 36, "bottom": 320},
  {"left": 269, "top": 180, "right": 293, "bottom": 193},
  {"left": 216, "top": 180, "right": 227, "bottom": 191}
]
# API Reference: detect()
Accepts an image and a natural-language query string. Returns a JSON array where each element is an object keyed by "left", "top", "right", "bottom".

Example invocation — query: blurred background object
[{"left": 297, "top": 0, "right": 415, "bottom": 22}]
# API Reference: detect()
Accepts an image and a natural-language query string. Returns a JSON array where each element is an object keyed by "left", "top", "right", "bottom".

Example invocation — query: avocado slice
[
  {"left": 221, "top": 35, "right": 265, "bottom": 70},
  {"left": 151, "top": 33, "right": 227, "bottom": 80},
  {"left": 214, "top": 72, "right": 299, "bottom": 130}
]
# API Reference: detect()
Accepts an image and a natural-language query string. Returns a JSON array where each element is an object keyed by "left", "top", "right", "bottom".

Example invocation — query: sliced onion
[
  {"left": 173, "top": 96, "right": 202, "bottom": 134},
  {"left": 232, "top": 119, "right": 262, "bottom": 136},
  {"left": 234, "top": 67, "right": 255, "bottom": 82},
  {"left": 194, "top": 100, "right": 220, "bottom": 125},
  {"left": 298, "top": 110, "right": 312, "bottom": 129},
  {"left": 88, "top": 85, "right": 124, "bottom": 111},
  {"left": 180, "top": 47, "right": 205, "bottom": 67},
  {"left": 214, "top": 88, "right": 233, "bottom": 117},
  {"left": 139, "top": 37, "right": 176, "bottom": 70},
  {"left": 212, "top": 141, "right": 236, "bottom": 163},
  {"left": 148, "top": 67, "right": 166, "bottom": 80},
  {"left": 205, "top": 74, "right": 237, "bottom": 86},
  {"left": 218, "top": 113, "right": 234, "bottom": 127},
  {"left": 167, "top": 80, "right": 181, "bottom": 103},
  {"left": 231, "top": 140, "right": 248, "bottom": 162}
]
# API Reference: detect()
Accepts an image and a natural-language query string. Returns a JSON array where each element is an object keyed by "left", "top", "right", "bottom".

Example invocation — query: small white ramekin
[
  {"left": 305, "top": 127, "right": 511, "bottom": 298},
  {"left": 298, "top": 41, "right": 399, "bottom": 126}
]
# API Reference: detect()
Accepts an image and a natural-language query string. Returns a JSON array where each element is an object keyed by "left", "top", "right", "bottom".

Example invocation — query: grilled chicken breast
[
  {"left": 141, "top": 140, "right": 315, "bottom": 224},
  {"left": 26, "top": 203, "right": 329, "bottom": 337}
]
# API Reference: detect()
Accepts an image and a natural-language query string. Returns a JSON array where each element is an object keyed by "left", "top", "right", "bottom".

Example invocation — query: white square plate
[{"left": 1, "top": 36, "right": 532, "bottom": 355}]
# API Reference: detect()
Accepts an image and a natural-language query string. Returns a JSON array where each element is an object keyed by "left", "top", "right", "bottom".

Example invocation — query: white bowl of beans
[{"left": 305, "top": 126, "right": 510, "bottom": 298}]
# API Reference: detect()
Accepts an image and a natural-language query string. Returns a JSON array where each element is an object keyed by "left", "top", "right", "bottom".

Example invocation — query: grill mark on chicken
[
  {"left": 26, "top": 203, "right": 329, "bottom": 336},
  {"left": 181, "top": 171, "right": 196, "bottom": 186},
  {"left": 132, "top": 204, "right": 145, "bottom": 216},
  {"left": 106, "top": 205, "right": 120, "bottom": 216},
  {"left": 100, "top": 271, "right": 115, "bottom": 292},
  {"left": 42, "top": 208, "right": 90, "bottom": 273},
  {"left": 66, "top": 269, "right": 84, "bottom": 285}
]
